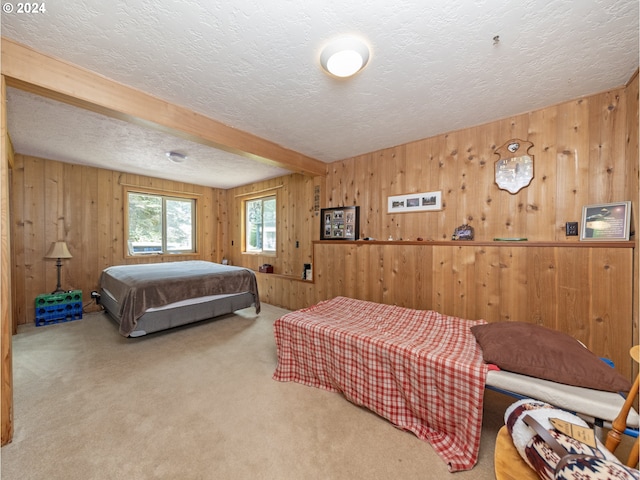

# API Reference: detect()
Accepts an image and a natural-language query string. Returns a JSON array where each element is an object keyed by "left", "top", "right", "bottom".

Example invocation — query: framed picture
[
  {"left": 580, "top": 201, "right": 632, "bottom": 241},
  {"left": 387, "top": 191, "right": 442, "bottom": 213},
  {"left": 320, "top": 206, "right": 360, "bottom": 240}
]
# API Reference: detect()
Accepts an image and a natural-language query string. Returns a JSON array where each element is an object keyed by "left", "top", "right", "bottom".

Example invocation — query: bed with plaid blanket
[{"left": 272, "top": 296, "right": 489, "bottom": 472}]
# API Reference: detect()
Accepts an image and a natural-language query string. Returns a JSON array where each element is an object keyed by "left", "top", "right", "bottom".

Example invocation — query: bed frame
[
  {"left": 101, "top": 289, "right": 256, "bottom": 337},
  {"left": 486, "top": 366, "right": 639, "bottom": 438}
]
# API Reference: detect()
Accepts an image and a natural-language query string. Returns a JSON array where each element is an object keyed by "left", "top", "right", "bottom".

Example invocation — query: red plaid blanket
[{"left": 272, "top": 296, "right": 488, "bottom": 472}]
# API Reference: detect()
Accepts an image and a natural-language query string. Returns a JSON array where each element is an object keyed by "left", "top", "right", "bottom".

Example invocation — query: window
[
  {"left": 245, "top": 195, "right": 276, "bottom": 253},
  {"left": 127, "top": 191, "right": 196, "bottom": 255}
]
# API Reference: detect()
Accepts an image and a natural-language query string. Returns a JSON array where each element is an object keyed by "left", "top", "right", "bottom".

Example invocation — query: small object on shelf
[
  {"left": 259, "top": 264, "right": 273, "bottom": 273},
  {"left": 452, "top": 224, "right": 474, "bottom": 240},
  {"left": 493, "top": 237, "right": 528, "bottom": 241},
  {"left": 302, "top": 263, "right": 312, "bottom": 280}
]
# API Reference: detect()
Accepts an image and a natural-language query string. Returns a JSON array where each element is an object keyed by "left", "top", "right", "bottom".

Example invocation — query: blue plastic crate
[
  {"left": 36, "top": 302, "right": 81, "bottom": 316},
  {"left": 35, "top": 309, "right": 83, "bottom": 326},
  {"left": 34, "top": 292, "right": 83, "bottom": 326},
  {"left": 35, "top": 314, "right": 82, "bottom": 327}
]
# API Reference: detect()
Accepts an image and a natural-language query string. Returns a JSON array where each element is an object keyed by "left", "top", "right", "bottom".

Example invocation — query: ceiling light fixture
[
  {"left": 320, "top": 36, "right": 370, "bottom": 78},
  {"left": 166, "top": 151, "right": 187, "bottom": 164}
]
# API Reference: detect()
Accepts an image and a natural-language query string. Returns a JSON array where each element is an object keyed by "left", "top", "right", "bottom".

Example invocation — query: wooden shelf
[
  {"left": 255, "top": 271, "right": 313, "bottom": 283},
  {"left": 314, "top": 239, "right": 635, "bottom": 248}
]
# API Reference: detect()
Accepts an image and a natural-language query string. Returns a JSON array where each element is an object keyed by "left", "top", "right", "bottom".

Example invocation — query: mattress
[{"left": 100, "top": 260, "right": 260, "bottom": 336}]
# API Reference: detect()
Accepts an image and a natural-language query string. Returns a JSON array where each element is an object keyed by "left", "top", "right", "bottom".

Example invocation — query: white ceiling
[{"left": 2, "top": 0, "right": 639, "bottom": 189}]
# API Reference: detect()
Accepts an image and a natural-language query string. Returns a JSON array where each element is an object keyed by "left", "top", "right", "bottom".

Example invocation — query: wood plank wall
[
  {"left": 626, "top": 72, "right": 639, "bottom": 379},
  {"left": 323, "top": 85, "right": 634, "bottom": 243},
  {"left": 7, "top": 79, "right": 638, "bottom": 378},
  {"left": 9, "top": 161, "right": 225, "bottom": 325},
  {"left": 229, "top": 82, "right": 639, "bottom": 378},
  {"left": 225, "top": 174, "right": 318, "bottom": 276},
  {"left": 314, "top": 241, "right": 634, "bottom": 377},
  {"left": 1, "top": 75, "right": 14, "bottom": 446}
]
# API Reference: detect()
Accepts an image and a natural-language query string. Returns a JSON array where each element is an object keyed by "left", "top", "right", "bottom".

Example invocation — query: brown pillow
[{"left": 471, "top": 322, "right": 632, "bottom": 393}]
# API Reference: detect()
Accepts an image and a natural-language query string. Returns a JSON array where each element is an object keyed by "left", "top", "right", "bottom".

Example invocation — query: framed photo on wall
[
  {"left": 320, "top": 206, "right": 360, "bottom": 240},
  {"left": 387, "top": 191, "right": 442, "bottom": 213},
  {"left": 580, "top": 201, "right": 632, "bottom": 241}
]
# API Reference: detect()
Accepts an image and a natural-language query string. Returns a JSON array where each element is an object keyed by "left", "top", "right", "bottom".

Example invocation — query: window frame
[
  {"left": 243, "top": 194, "right": 277, "bottom": 255},
  {"left": 124, "top": 186, "right": 199, "bottom": 258}
]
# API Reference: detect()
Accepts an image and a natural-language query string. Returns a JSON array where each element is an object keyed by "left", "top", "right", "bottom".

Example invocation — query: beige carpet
[{"left": 2, "top": 303, "right": 516, "bottom": 479}]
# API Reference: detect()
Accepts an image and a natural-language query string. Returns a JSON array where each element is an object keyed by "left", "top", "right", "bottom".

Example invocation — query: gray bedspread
[{"left": 100, "top": 261, "right": 260, "bottom": 336}]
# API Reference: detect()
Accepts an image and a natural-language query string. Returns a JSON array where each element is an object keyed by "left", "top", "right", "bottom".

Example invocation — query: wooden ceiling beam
[{"left": 1, "top": 37, "right": 327, "bottom": 177}]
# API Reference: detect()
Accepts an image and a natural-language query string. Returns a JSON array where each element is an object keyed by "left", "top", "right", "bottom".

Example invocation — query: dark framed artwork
[{"left": 320, "top": 206, "right": 360, "bottom": 240}]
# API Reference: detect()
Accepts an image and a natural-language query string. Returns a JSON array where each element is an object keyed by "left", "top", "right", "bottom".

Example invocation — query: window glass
[
  {"left": 127, "top": 192, "right": 195, "bottom": 255},
  {"left": 246, "top": 195, "right": 276, "bottom": 253},
  {"left": 165, "top": 198, "right": 194, "bottom": 252}
]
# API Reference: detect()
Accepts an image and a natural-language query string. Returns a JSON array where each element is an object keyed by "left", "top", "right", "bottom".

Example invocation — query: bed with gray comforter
[{"left": 100, "top": 260, "right": 260, "bottom": 337}]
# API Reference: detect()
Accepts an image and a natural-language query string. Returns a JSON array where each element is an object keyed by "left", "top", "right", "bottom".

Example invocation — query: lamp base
[{"left": 51, "top": 260, "right": 65, "bottom": 294}]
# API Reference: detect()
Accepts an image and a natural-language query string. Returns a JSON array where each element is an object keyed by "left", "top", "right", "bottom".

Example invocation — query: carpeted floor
[{"left": 2, "top": 303, "right": 516, "bottom": 479}]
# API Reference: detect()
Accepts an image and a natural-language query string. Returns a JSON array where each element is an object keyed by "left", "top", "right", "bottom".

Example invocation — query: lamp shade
[{"left": 45, "top": 241, "right": 72, "bottom": 259}]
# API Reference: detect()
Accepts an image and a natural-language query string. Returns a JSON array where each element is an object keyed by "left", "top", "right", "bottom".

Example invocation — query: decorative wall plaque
[{"left": 494, "top": 139, "right": 534, "bottom": 194}]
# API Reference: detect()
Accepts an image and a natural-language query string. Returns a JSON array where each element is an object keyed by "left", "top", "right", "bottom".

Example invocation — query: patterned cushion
[
  {"left": 555, "top": 456, "right": 639, "bottom": 480},
  {"left": 505, "top": 399, "right": 639, "bottom": 480},
  {"left": 525, "top": 430, "right": 606, "bottom": 480}
]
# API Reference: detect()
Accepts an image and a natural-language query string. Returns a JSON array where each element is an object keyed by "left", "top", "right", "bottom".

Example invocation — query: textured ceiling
[
  {"left": 5, "top": 88, "right": 291, "bottom": 189},
  {"left": 2, "top": 0, "right": 639, "bottom": 189}
]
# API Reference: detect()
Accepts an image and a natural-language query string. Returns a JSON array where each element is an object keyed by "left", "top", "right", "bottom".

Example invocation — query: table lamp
[{"left": 45, "top": 241, "right": 73, "bottom": 294}]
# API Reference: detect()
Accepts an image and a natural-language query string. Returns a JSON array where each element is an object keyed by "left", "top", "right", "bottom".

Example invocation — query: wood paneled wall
[
  {"left": 225, "top": 174, "right": 319, "bottom": 276},
  {"left": 626, "top": 72, "right": 639, "bottom": 371},
  {"left": 314, "top": 241, "right": 634, "bottom": 377},
  {"left": 247, "top": 82, "right": 639, "bottom": 378},
  {"left": 7, "top": 78, "right": 638, "bottom": 379},
  {"left": 1, "top": 75, "right": 14, "bottom": 445},
  {"left": 325, "top": 86, "right": 634, "bottom": 243},
  {"left": 10, "top": 158, "right": 226, "bottom": 326}
]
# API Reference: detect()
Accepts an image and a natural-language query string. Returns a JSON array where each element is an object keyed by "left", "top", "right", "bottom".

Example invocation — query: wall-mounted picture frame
[
  {"left": 320, "top": 206, "right": 360, "bottom": 240},
  {"left": 580, "top": 201, "right": 632, "bottom": 241},
  {"left": 387, "top": 191, "right": 442, "bottom": 213}
]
